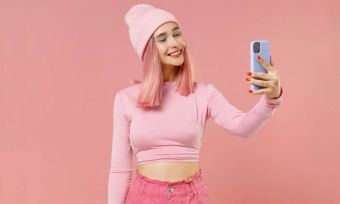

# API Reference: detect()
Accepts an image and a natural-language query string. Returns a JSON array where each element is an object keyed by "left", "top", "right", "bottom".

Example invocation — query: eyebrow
[{"left": 154, "top": 26, "right": 180, "bottom": 38}]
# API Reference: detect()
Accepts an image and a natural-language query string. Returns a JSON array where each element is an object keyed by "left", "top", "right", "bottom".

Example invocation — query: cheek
[
  {"left": 156, "top": 46, "right": 167, "bottom": 56},
  {"left": 177, "top": 38, "right": 186, "bottom": 46}
]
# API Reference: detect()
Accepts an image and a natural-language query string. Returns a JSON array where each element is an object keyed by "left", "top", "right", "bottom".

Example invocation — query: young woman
[{"left": 108, "top": 4, "right": 283, "bottom": 204}]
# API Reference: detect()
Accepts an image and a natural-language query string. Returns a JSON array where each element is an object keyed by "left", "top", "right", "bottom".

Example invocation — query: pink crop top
[{"left": 108, "top": 81, "right": 283, "bottom": 203}]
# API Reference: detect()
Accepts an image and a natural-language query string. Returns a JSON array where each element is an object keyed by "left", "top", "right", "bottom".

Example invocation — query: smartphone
[{"left": 250, "top": 40, "right": 270, "bottom": 91}]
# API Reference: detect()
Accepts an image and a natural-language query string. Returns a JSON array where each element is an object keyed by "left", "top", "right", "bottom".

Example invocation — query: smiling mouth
[{"left": 167, "top": 50, "right": 182, "bottom": 57}]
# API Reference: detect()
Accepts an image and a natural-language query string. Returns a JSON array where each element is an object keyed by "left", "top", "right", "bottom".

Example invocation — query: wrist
[{"left": 268, "top": 87, "right": 283, "bottom": 99}]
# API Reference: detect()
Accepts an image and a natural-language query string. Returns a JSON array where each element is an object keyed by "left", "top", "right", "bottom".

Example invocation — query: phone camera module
[{"left": 253, "top": 42, "right": 260, "bottom": 53}]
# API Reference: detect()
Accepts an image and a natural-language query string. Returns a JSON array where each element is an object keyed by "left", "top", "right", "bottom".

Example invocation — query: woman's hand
[{"left": 246, "top": 55, "right": 282, "bottom": 99}]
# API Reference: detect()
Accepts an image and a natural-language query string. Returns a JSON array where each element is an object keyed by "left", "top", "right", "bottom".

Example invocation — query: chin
[
  {"left": 164, "top": 62, "right": 183, "bottom": 67},
  {"left": 163, "top": 58, "right": 184, "bottom": 66},
  {"left": 172, "top": 61, "right": 184, "bottom": 66}
]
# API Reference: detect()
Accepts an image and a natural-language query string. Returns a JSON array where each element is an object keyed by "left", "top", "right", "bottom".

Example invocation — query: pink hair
[{"left": 130, "top": 36, "right": 196, "bottom": 108}]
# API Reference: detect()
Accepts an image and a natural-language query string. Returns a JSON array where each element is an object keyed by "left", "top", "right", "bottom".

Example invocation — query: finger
[
  {"left": 249, "top": 72, "right": 275, "bottom": 81},
  {"left": 257, "top": 55, "right": 272, "bottom": 71},
  {"left": 270, "top": 56, "right": 274, "bottom": 66},
  {"left": 249, "top": 78, "right": 274, "bottom": 88},
  {"left": 250, "top": 87, "right": 272, "bottom": 95}
]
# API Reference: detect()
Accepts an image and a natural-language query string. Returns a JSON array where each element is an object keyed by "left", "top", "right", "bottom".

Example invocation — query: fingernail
[
  {"left": 248, "top": 89, "right": 253, "bottom": 93},
  {"left": 246, "top": 72, "right": 252, "bottom": 76},
  {"left": 257, "top": 55, "right": 261, "bottom": 60},
  {"left": 246, "top": 77, "right": 250, "bottom": 81}
]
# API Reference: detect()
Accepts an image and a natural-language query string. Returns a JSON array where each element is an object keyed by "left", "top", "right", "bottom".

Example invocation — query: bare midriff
[{"left": 137, "top": 161, "right": 200, "bottom": 182}]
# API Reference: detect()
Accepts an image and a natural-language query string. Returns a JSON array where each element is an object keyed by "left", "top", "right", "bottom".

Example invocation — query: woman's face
[{"left": 153, "top": 22, "right": 186, "bottom": 67}]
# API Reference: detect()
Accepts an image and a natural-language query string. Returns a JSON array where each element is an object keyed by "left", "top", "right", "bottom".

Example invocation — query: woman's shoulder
[
  {"left": 116, "top": 81, "right": 218, "bottom": 98},
  {"left": 115, "top": 83, "right": 142, "bottom": 99},
  {"left": 120, "top": 83, "right": 141, "bottom": 93},
  {"left": 195, "top": 81, "right": 217, "bottom": 94}
]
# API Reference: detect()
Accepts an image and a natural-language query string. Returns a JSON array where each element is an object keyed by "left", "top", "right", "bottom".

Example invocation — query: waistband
[
  {"left": 135, "top": 168, "right": 203, "bottom": 186},
  {"left": 131, "top": 168, "right": 206, "bottom": 198}
]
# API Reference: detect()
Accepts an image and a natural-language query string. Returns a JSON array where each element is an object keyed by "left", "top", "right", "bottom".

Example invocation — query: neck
[{"left": 162, "top": 64, "right": 180, "bottom": 82}]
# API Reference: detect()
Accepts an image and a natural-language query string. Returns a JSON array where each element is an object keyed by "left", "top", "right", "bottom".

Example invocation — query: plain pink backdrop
[{"left": 1, "top": 0, "right": 339, "bottom": 203}]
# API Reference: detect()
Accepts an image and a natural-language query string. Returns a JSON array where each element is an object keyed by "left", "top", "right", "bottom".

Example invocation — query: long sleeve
[
  {"left": 108, "top": 91, "right": 133, "bottom": 204},
  {"left": 207, "top": 84, "right": 283, "bottom": 137}
]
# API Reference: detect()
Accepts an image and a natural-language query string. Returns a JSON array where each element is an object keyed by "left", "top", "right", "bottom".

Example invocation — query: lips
[{"left": 167, "top": 49, "right": 182, "bottom": 56}]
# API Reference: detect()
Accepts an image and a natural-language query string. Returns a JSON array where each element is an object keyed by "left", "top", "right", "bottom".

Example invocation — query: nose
[{"left": 167, "top": 35, "right": 180, "bottom": 48}]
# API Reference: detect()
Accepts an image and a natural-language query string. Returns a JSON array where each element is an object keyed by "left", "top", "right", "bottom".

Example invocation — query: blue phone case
[{"left": 250, "top": 40, "right": 270, "bottom": 91}]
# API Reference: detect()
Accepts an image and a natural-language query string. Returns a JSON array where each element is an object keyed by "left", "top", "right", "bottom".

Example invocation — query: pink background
[{"left": 1, "top": 0, "right": 339, "bottom": 203}]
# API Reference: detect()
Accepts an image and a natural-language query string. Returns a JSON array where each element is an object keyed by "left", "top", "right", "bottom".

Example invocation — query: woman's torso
[
  {"left": 137, "top": 161, "right": 200, "bottom": 182},
  {"left": 128, "top": 82, "right": 204, "bottom": 182}
]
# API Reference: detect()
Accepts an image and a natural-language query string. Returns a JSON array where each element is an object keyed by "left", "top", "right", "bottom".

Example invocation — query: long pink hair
[{"left": 130, "top": 36, "right": 196, "bottom": 108}]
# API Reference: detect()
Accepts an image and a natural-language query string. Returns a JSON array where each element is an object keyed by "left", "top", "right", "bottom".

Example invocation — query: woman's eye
[
  {"left": 158, "top": 32, "right": 181, "bottom": 42},
  {"left": 174, "top": 33, "right": 181, "bottom": 37}
]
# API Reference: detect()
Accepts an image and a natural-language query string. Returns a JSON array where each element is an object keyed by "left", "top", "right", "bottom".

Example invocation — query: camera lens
[{"left": 253, "top": 42, "right": 260, "bottom": 53}]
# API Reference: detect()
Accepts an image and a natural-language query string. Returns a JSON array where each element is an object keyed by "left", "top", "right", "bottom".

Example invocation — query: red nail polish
[
  {"left": 247, "top": 72, "right": 252, "bottom": 76},
  {"left": 246, "top": 77, "right": 250, "bottom": 81},
  {"left": 257, "top": 55, "right": 261, "bottom": 60},
  {"left": 248, "top": 89, "right": 253, "bottom": 93}
]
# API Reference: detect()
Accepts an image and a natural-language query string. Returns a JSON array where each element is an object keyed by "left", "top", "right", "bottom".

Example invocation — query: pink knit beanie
[{"left": 124, "top": 4, "right": 179, "bottom": 61}]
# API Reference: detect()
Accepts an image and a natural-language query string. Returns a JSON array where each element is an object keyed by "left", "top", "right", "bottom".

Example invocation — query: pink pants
[{"left": 125, "top": 168, "right": 212, "bottom": 204}]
